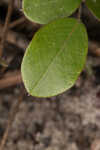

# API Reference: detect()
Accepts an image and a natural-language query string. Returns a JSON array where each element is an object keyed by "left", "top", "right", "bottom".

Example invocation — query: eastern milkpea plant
[{"left": 21, "top": 0, "right": 100, "bottom": 97}]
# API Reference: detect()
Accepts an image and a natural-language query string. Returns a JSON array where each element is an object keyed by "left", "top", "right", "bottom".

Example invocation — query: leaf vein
[{"left": 30, "top": 21, "right": 79, "bottom": 93}]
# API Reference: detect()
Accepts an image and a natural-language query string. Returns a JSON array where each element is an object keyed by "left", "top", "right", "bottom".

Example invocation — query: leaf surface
[
  {"left": 86, "top": 0, "right": 100, "bottom": 19},
  {"left": 21, "top": 18, "right": 88, "bottom": 97},
  {"left": 23, "top": 0, "right": 81, "bottom": 24}
]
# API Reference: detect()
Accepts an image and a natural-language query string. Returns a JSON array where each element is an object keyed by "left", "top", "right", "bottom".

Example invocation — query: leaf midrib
[{"left": 30, "top": 21, "right": 79, "bottom": 93}]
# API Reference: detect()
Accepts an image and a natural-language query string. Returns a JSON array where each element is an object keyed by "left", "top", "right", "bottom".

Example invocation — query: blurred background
[{"left": 0, "top": 0, "right": 100, "bottom": 150}]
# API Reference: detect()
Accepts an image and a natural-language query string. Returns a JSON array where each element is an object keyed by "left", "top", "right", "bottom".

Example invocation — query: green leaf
[
  {"left": 23, "top": 0, "right": 81, "bottom": 24},
  {"left": 86, "top": 0, "right": 100, "bottom": 19},
  {"left": 21, "top": 18, "right": 88, "bottom": 97}
]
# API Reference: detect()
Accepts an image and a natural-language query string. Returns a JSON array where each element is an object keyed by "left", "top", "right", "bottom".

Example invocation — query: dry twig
[
  {"left": 0, "top": 0, "right": 14, "bottom": 57},
  {"left": 0, "top": 88, "right": 24, "bottom": 150},
  {"left": 0, "top": 23, "right": 28, "bottom": 51},
  {"left": 9, "top": 17, "right": 26, "bottom": 29},
  {"left": 0, "top": 71, "right": 22, "bottom": 89}
]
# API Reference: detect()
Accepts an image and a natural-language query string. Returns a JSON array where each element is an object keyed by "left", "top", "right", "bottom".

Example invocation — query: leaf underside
[
  {"left": 23, "top": 0, "right": 81, "bottom": 24},
  {"left": 86, "top": 0, "right": 100, "bottom": 19}
]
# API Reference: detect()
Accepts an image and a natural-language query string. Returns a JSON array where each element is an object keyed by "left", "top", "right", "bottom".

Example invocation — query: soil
[{"left": 0, "top": 1, "right": 100, "bottom": 150}]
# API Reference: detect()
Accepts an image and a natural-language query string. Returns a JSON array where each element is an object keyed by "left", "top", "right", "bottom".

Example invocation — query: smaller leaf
[
  {"left": 23, "top": 0, "right": 81, "bottom": 24},
  {"left": 86, "top": 0, "right": 100, "bottom": 19},
  {"left": 21, "top": 18, "right": 88, "bottom": 97}
]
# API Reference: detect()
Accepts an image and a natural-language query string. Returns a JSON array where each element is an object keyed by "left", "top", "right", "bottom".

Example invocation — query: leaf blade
[
  {"left": 23, "top": 0, "right": 81, "bottom": 24},
  {"left": 21, "top": 18, "right": 88, "bottom": 97},
  {"left": 86, "top": 0, "right": 100, "bottom": 19}
]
